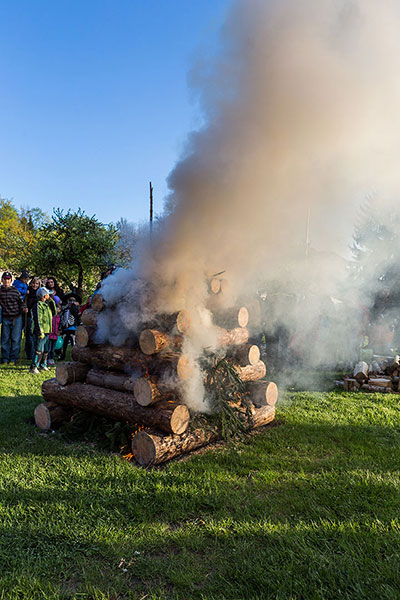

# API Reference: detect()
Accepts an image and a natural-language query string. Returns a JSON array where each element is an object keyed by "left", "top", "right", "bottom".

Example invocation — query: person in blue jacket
[{"left": 13, "top": 270, "right": 30, "bottom": 301}]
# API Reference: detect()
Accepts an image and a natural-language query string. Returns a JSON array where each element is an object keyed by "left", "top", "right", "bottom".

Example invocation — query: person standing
[
  {"left": 44, "top": 276, "right": 64, "bottom": 303},
  {"left": 30, "top": 287, "right": 56, "bottom": 373},
  {"left": 60, "top": 293, "right": 81, "bottom": 360},
  {"left": 0, "top": 271, "right": 27, "bottom": 364},
  {"left": 25, "top": 277, "right": 41, "bottom": 360}
]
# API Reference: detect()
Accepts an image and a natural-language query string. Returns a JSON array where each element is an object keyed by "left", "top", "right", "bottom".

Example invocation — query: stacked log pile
[
  {"left": 34, "top": 281, "right": 278, "bottom": 466},
  {"left": 335, "top": 355, "right": 400, "bottom": 393}
]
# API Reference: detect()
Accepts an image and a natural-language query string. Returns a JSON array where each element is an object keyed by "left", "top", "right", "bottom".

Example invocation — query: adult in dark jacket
[
  {"left": 44, "top": 276, "right": 64, "bottom": 303},
  {"left": 0, "top": 271, "right": 27, "bottom": 364},
  {"left": 60, "top": 292, "right": 81, "bottom": 360},
  {"left": 13, "top": 270, "right": 30, "bottom": 301},
  {"left": 25, "top": 277, "right": 41, "bottom": 360}
]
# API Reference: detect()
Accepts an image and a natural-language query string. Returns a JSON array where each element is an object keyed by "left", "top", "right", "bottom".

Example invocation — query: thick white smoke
[{"left": 99, "top": 0, "right": 400, "bottom": 405}]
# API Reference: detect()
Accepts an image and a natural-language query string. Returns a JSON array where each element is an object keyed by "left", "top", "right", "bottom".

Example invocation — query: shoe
[
  {"left": 29, "top": 367, "right": 40, "bottom": 374},
  {"left": 48, "top": 359, "right": 55, "bottom": 367},
  {"left": 40, "top": 366, "right": 49, "bottom": 371}
]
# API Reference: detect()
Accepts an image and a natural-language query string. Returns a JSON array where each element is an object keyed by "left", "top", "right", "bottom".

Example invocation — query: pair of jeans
[
  {"left": 1, "top": 315, "right": 23, "bottom": 363},
  {"left": 60, "top": 331, "right": 75, "bottom": 360},
  {"left": 48, "top": 338, "right": 57, "bottom": 361},
  {"left": 25, "top": 315, "right": 35, "bottom": 360},
  {"left": 31, "top": 334, "right": 50, "bottom": 368}
]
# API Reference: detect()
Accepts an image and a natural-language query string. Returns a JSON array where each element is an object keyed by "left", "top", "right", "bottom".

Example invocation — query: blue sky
[{"left": 0, "top": 0, "right": 231, "bottom": 225}]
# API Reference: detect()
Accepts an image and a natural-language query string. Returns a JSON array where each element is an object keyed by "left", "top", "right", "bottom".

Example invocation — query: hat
[
  {"left": 37, "top": 287, "right": 50, "bottom": 299},
  {"left": 2, "top": 271, "right": 12, "bottom": 279},
  {"left": 64, "top": 291, "right": 82, "bottom": 304},
  {"left": 20, "top": 270, "right": 30, "bottom": 279}
]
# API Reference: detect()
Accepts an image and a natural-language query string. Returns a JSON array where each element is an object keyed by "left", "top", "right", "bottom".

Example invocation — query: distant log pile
[
  {"left": 335, "top": 355, "right": 400, "bottom": 393},
  {"left": 34, "top": 281, "right": 278, "bottom": 466}
]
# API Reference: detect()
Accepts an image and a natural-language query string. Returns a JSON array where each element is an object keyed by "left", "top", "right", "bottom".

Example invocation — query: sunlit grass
[{"left": 1, "top": 362, "right": 400, "bottom": 599}]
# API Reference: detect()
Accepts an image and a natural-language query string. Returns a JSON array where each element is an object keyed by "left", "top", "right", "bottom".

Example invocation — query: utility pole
[{"left": 149, "top": 181, "right": 153, "bottom": 236}]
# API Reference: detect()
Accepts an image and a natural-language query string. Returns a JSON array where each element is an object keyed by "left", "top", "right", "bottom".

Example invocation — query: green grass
[{"left": 1, "top": 362, "right": 400, "bottom": 599}]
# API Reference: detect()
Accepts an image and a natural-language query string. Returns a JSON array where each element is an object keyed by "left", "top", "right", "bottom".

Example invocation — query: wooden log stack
[
  {"left": 336, "top": 355, "right": 400, "bottom": 393},
  {"left": 34, "top": 285, "right": 278, "bottom": 466}
]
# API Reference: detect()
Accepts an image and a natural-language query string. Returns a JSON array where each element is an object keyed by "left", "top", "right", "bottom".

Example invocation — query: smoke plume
[{"left": 100, "top": 0, "right": 400, "bottom": 405}]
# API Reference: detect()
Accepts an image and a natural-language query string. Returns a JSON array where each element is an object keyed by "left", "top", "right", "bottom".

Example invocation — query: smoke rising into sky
[{"left": 100, "top": 0, "right": 400, "bottom": 405}]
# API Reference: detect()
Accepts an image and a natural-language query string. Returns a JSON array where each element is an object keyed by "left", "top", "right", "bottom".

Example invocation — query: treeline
[{"left": 0, "top": 197, "right": 133, "bottom": 299}]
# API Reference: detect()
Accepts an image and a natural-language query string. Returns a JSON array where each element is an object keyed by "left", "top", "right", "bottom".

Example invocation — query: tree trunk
[
  {"left": 75, "top": 325, "right": 96, "bottom": 348},
  {"left": 132, "top": 405, "right": 275, "bottom": 466},
  {"left": 139, "top": 329, "right": 183, "bottom": 355},
  {"left": 231, "top": 344, "right": 260, "bottom": 366},
  {"left": 133, "top": 376, "right": 177, "bottom": 406},
  {"left": 55, "top": 361, "right": 90, "bottom": 386},
  {"left": 81, "top": 309, "right": 98, "bottom": 328},
  {"left": 247, "top": 380, "right": 278, "bottom": 406},
  {"left": 34, "top": 401, "right": 73, "bottom": 431},
  {"left": 218, "top": 327, "right": 249, "bottom": 347},
  {"left": 91, "top": 293, "right": 105, "bottom": 312},
  {"left": 42, "top": 379, "right": 190, "bottom": 434},
  {"left": 235, "top": 360, "right": 266, "bottom": 382},
  {"left": 86, "top": 368, "right": 137, "bottom": 393}
]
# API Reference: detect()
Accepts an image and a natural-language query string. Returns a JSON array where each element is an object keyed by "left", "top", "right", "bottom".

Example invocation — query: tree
[
  {"left": 0, "top": 198, "right": 38, "bottom": 272},
  {"left": 31, "top": 209, "right": 119, "bottom": 298}
]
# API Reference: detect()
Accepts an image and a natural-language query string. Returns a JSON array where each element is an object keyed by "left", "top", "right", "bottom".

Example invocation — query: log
[
  {"left": 75, "top": 325, "right": 96, "bottom": 348},
  {"left": 71, "top": 344, "right": 191, "bottom": 380},
  {"left": 86, "top": 369, "right": 136, "bottom": 393},
  {"left": 386, "top": 355, "right": 400, "bottom": 374},
  {"left": 231, "top": 344, "right": 260, "bottom": 366},
  {"left": 343, "top": 378, "right": 360, "bottom": 392},
  {"left": 144, "top": 310, "right": 191, "bottom": 334},
  {"left": 42, "top": 379, "right": 190, "bottom": 434},
  {"left": 210, "top": 278, "right": 222, "bottom": 294},
  {"left": 139, "top": 329, "right": 182, "bottom": 355},
  {"left": 235, "top": 360, "right": 266, "bottom": 382},
  {"left": 247, "top": 380, "right": 278, "bottom": 406},
  {"left": 132, "top": 405, "right": 276, "bottom": 466},
  {"left": 34, "top": 401, "right": 73, "bottom": 431},
  {"left": 134, "top": 376, "right": 176, "bottom": 406},
  {"left": 353, "top": 361, "right": 369, "bottom": 382},
  {"left": 212, "top": 306, "right": 249, "bottom": 329},
  {"left": 361, "top": 384, "right": 395, "bottom": 393},
  {"left": 80, "top": 308, "right": 98, "bottom": 328},
  {"left": 91, "top": 293, "right": 105, "bottom": 312},
  {"left": 368, "top": 378, "right": 393, "bottom": 388},
  {"left": 218, "top": 327, "right": 249, "bottom": 347},
  {"left": 55, "top": 361, "right": 90, "bottom": 386}
]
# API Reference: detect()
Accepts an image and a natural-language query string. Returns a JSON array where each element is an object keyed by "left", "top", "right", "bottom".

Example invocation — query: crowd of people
[{"left": 0, "top": 270, "right": 84, "bottom": 373}]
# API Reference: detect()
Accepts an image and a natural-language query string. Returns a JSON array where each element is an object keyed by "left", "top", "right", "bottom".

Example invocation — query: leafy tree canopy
[{"left": 30, "top": 209, "right": 119, "bottom": 298}]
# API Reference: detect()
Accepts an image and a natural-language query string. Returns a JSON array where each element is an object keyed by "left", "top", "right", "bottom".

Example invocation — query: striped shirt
[{"left": 0, "top": 285, "right": 26, "bottom": 318}]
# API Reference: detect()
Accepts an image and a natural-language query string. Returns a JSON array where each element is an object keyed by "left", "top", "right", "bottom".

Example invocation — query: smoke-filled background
[{"left": 98, "top": 0, "right": 400, "bottom": 407}]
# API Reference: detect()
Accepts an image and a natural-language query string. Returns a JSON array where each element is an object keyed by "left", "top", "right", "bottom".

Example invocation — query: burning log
[
  {"left": 353, "top": 361, "right": 369, "bottom": 382},
  {"left": 41, "top": 379, "right": 190, "bottom": 435},
  {"left": 91, "top": 293, "right": 105, "bottom": 312},
  {"left": 218, "top": 327, "right": 249, "bottom": 347},
  {"left": 75, "top": 325, "right": 96, "bottom": 348},
  {"left": 133, "top": 376, "right": 176, "bottom": 406},
  {"left": 132, "top": 404, "right": 276, "bottom": 466},
  {"left": 80, "top": 308, "right": 98, "bottom": 328},
  {"left": 231, "top": 343, "right": 260, "bottom": 366},
  {"left": 235, "top": 360, "right": 266, "bottom": 382},
  {"left": 139, "top": 329, "right": 183, "bottom": 355},
  {"left": 212, "top": 306, "right": 249, "bottom": 329},
  {"left": 86, "top": 369, "right": 136, "bottom": 393},
  {"left": 247, "top": 380, "right": 278, "bottom": 406},
  {"left": 55, "top": 361, "right": 90, "bottom": 386},
  {"left": 34, "top": 401, "right": 73, "bottom": 431}
]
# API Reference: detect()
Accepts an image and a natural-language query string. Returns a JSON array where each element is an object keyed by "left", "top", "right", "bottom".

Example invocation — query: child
[
  {"left": 60, "top": 293, "right": 81, "bottom": 360},
  {"left": 48, "top": 298, "right": 61, "bottom": 367},
  {"left": 29, "top": 287, "right": 56, "bottom": 374}
]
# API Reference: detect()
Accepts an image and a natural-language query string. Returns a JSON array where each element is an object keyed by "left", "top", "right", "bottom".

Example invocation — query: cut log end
[
  {"left": 247, "top": 381, "right": 278, "bottom": 406},
  {"left": 75, "top": 325, "right": 90, "bottom": 348},
  {"left": 91, "top": 293, "right": 105, "bottom": 312},
  {"left": 139, "top": 329, "right": 158, "bottom": 355},
  {"left": 210, "top": 278, "right": 221, "bottom": 294},
  {"left": 34, "top": 401, "right": 72, "bottom": 431},
  {"left": 134, "top": 377, "right": 153, "bottom": 406},
  {"left": 176, "top": 310, "right": 190, "bottom": 334},
  {"left": 170, "top": 404, "right": 190, "bottom": 435},
  {"left": 132, "top": 430, "right": 157, "bottom": 465},
  {"left": 237, "top": 307, "right": 249, "bottom": 328}
]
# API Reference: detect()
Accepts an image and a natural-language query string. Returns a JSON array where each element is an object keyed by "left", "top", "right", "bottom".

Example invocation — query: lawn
[{"left": 1, "top": 362, "right": 400, "bottom": 599}]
